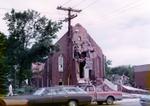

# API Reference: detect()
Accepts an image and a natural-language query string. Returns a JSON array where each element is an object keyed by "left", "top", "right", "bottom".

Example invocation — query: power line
[
  {"left": 97, "top": 0, "right": 144, "bottom": 25},
  {"left": 0, "top": 7, "right": 67, "bottom": 16},
  {"left": 0, "top": 7, "right": 67, "bottom": 22},
  {"left": 81, "top": 0, "right": 143, "bottom": 20},
  {"left": 0, "top": 7, "right": 30, "bottom": 12},
  {"left": 110, "top": 0, "right": 143, "bottom": 15},
  {"left": 82, "top": 0, "right": 99, "bottom": 10},
  {"left": 108, "top": 0, "right": 144, "bottom": 18},
  {"left": 72, "top": 0, "right": 87, "bottom": 8},
  {"left": 61, "top": 0, "right": 74, "bottom": 6},
  {"left": 76, "top": 0, "right": 144, "bottom": 28}
]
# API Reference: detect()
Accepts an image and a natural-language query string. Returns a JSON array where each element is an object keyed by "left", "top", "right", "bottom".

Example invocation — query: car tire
[
  {"left": 97, "top": 101, "right": 103, "bottom": 105},
  {"left": 106, "top": 97, "right": 114, "bottom": 105},
  {"left": 68, "top": 100, "right": 78, "bottom": 106}
]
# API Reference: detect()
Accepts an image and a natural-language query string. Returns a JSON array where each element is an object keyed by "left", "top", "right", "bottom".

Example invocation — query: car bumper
[
  {"left": 3, "top": 99, "right": 28, "bottom": 106},
  {"left": 140, "top": 100, "right": 150, "bottom": 106}
]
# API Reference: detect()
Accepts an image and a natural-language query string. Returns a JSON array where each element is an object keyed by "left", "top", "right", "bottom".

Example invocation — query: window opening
[{"left": 79, "top": 61, "right": 86, "bottom": 78}]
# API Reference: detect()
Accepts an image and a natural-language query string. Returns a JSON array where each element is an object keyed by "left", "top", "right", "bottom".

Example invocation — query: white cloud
[{"left": 105, "top": 46, "right": 150, "bottom": 66}]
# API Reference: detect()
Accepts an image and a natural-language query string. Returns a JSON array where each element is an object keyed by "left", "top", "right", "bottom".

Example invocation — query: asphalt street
[{"left": 88, "top": 98, "right": 141, "bottom": 106}]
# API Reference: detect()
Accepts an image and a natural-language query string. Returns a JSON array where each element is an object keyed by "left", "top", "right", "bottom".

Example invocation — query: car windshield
[
  {"left": 33, "top": 88, "right": 48, "bottom": 96},
  {"left": 64, "top": 87, "right": 87, "bottom": 94},
  {"left": 32, "top": 86, "right": 88, "bottom": 96},
  {"left": 47, "top": 87, "right": 66, "bottom": 95}
]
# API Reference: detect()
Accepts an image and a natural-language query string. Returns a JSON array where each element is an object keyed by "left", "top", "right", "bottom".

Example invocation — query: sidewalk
[{"left": 122, "top": 92, "right": 143, "bottom": 99}]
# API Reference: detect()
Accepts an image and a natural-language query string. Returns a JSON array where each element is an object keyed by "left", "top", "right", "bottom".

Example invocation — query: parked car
[
  {"left": 83, "top": 85, "right": 122, "bottom": 105},
  {"left": 0, "top": 86, "right": 92, "bottom": 106},
  {"left": 140, "top": 95, "right": 150, "bottom": 106}
]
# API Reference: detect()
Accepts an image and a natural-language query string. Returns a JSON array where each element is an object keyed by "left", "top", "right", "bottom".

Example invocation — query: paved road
[{"left": 88, "top": 98, "right": 141, "bottom": 106}]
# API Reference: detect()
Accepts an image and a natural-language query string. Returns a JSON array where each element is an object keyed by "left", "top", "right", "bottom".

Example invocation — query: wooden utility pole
[
  {"left": 57, "top": 6, "right": 81, "bottom": 36},
  {"left": 57, "top": 6, "right": 81, "bottom": 85}
]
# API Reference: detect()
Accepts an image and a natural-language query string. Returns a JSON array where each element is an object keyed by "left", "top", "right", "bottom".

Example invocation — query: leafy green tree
[
  {"left": 0, "top": 32, "right": 8, "bottom": 94},
  {"left": 4, "top": 9, "right": 62, "bottom": 87},
  {"left": 0, "top": 32, "right": 7, "bottom": 57}
]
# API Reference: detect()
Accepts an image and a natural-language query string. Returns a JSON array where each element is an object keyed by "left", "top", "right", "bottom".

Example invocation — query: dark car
[
  {"left": 0, "top": 86, "right": 92, "bottom": 106},
  {"left": 140, "top": 95, "right": 150, "bottom": 106}
]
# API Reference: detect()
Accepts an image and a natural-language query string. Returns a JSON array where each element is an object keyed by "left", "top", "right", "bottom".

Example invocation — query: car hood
[
  {"left": 0, "top": 95, "right": 38, "bottom": 106},
  {"left": 3, "top": 99, "right": 28, "bottom": 106},
  {"left": 5, "top": 95, "right": 37, "bottom": 100}
]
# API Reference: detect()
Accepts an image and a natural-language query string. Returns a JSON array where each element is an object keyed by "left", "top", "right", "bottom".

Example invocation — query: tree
[
  {"left": 4, "top": 9, "right": 62, "bottom": 87},
  {"left": 0, "top": 32, "right": 8, "bottom": 94},
  {"left": 0, "top": 32, "right": 7, "bottom": 57},
  {"left": 105, "top": 59, "right": 112, "bottom": 79}
]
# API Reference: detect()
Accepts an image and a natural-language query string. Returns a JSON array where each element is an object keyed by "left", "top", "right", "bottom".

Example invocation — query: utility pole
[
  {"left": 57, "top": 6, "right": 81, "bottom": 85},
  {"left": 57, "top": 6, "right": 81, "bottom": 37}
]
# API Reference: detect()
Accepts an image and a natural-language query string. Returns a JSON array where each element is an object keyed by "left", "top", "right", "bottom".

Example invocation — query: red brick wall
[{"left": 134, "top": 71, "right": 148, "bottom": 89}]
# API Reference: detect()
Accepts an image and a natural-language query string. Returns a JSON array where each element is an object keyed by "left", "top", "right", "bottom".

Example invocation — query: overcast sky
[{"left": 0, "top": 0, "right": 150, "bottom": 67}]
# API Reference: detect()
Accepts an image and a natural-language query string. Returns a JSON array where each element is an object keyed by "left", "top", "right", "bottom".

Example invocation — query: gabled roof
[{"left": 56, "top": 23, "right": 103, "bottom": 56}]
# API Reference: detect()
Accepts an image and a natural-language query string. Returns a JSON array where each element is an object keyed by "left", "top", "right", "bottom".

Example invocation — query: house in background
[
  {"left": 110, "top": 74, "right": 130, "bottom": 86},
  {"left": 133, "top": 64, "right": 150, "bottom": 90},
  {"left": 31, "top": 62, "right": 45, "bottom": 87}
]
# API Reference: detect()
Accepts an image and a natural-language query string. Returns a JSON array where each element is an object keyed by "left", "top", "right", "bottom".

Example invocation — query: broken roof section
[
  {"left": 55, "top": 23, "right": 104, "bottom": 62},
  {"left": 72, "top": 23, "right": 103, "bottom": 59},
  {"left": 57, "top": 23, "right": 103, "bottom": 53}
]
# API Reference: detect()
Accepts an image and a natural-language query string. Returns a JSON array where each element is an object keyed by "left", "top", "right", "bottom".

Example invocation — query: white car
[
  {"left": 83, "top": 85, "right": 122, "bottom": 105},
  {"left": 140, "top": 95, "right": 150, "bottom": 106}
]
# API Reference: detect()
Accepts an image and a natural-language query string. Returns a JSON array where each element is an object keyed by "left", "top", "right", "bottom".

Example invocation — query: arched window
[{"left": 58, "top": 54, "right": 64, "bottom": 72}]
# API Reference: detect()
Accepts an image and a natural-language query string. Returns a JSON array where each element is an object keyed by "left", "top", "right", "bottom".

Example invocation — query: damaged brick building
[{"left": 35, "top": 24, "right": 105, "bottom": 87}]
